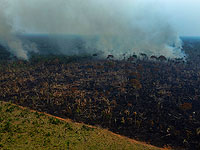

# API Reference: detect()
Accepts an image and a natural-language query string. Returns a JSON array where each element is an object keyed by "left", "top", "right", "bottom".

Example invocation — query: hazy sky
[
  {"left": 1, "top": 0, "right": 192, "bottom": 59},
  {"left": 4, "top": 0, "right": 200, "bottom": 36},
  {"left": 159, "top": 0, "right": 200, "bottom": 36}
]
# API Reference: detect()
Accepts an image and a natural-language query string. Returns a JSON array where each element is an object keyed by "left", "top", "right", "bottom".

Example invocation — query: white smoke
[
  {"left": 1, "top": 0, "right": 185, "bottom": 59},
  {"left": 0, "top": 1, "right": 28, "bottom": 59},
  {"left": 0, "top": 0, "right": 38, "bottom": 60}
]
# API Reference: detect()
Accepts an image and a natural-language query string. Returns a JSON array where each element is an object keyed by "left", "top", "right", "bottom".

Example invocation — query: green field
[{"left": 0, "top": 101, "right": 164, "bottom": 150}]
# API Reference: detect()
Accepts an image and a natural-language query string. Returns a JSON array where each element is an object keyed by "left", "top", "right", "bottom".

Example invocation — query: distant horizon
[
  {"left": 180, "top": 36, "right": 200, "bottom": 39},
  {"left": 20, "top": 33, "right": 200, "bottom": 38}
]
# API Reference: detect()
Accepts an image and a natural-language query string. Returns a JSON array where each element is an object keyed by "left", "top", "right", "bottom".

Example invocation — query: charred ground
[{"left": 0, "top": 37, "right": 200, "bottom": 149}]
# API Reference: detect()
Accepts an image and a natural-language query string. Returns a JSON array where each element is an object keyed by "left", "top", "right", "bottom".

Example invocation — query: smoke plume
[
  {"left": 0, "top": 0, "right": 38, "bottom": 60},
  {"left": 1, "top": 0, "right": 185, "bottom": 59}
]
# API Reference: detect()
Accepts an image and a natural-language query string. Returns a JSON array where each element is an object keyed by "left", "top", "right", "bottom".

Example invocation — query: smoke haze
[
  {"left": 0, "top": 0, "right": 185, "bottom": 59},
  {"left": 0, "top": 1, "right": 28, "bottom": 59}
]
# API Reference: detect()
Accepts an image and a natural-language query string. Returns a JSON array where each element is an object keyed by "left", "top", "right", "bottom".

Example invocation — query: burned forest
[{"left": 0, "top": 37, "right": 200, "bottom": 149}]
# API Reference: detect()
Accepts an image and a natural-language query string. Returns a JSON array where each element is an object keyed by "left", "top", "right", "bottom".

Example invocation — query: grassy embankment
[{"left": 0, "top": 101, "right": 168, "bottom": 150}]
